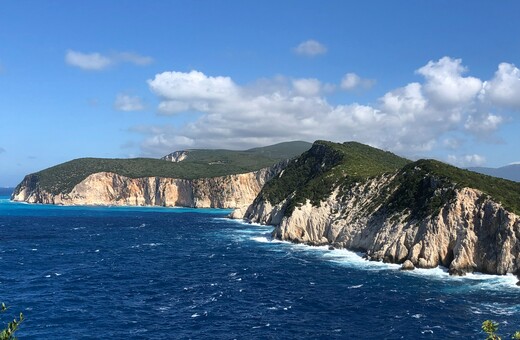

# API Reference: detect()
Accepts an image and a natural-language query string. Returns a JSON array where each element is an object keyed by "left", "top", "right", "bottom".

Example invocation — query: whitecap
[
  {"left": 348, "top": 284, "right": 363, "bottom": 289},
  {"left": 143, "top": 243, "right": 163, "bottom": 247},
  {"left": 229, "top": 219, "right": 520, "bottom": 290}
]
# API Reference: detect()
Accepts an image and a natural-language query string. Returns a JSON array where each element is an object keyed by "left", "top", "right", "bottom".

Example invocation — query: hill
[
  {"left": 0, "top": 187, "right": 14, "bottom": 196},
  {"left": 241, "top": 140, "right": 520, "bottom": 276},
  {"left": 469, "top": 164, "right": 520, "bottom": 182},
  {"left": 18, "top": 141, "right": 311, "bottom": 195},
  {"left": 259, "top": 140, "right": 411, "bottom": 215}
]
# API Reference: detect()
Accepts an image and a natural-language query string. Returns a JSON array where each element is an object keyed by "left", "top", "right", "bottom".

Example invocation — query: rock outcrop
[
  {"left": 235, "top": 141, "right": 520, "bottom": 276},
  {"left": 240, "top": 177, "right": 520, "bottom": 275},
  {"left": 11, "top": 162, "right": 285, "bottom": 209},
  {"left": 162, "top": 150, "right": 189, "bottom": 162}
]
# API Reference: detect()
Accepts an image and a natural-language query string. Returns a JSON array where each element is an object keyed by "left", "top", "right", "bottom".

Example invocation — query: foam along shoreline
[{"left": 232, "top": 219, "right": 520, "bottom": 290}]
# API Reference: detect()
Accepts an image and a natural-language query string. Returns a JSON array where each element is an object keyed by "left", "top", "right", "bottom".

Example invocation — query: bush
[{"left": 1, "top": 303, "right": 23, "bottom": 340}]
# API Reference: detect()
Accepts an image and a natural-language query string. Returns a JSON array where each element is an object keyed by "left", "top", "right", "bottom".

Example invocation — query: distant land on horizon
[
  {"left": 468, "top": 164, "right": 520, "bottom": 182},
  {"left": 0, "top": 187, "right": 14, "bottom": 196}
]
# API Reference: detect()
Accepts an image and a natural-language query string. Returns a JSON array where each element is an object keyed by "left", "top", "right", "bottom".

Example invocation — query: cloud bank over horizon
[{"left": 138, "top": 57, "right": 520, "bottom": 166}]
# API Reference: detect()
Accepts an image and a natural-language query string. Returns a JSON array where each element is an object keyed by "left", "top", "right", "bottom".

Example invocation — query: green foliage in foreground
[
  {"left": 482, "top": 320, "right": 520, "bottom": 340},
  {"left": 1, "top": 303, "right": 23, "bottom": 340},
  {"left": 20, "top": 141, "right": 312, "bottom": 195}
]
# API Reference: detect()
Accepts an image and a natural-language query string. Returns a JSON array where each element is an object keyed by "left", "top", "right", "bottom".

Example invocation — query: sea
[{"left": 1, "top": 194, "right": 519, "bottom": 339}]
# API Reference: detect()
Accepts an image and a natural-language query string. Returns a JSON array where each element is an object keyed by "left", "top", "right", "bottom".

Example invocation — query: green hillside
[
  {"left": 260, "top": 140, "right": 411, "bottom": 214},
  {"left": 387, "top": 159, "right": 520, "bottom": 217},
  {"left": 258, "top": 140, "right": 520, "bottom": 217},
  {"left": 24, "top": 141, "right": 312, "bottom": 195}
]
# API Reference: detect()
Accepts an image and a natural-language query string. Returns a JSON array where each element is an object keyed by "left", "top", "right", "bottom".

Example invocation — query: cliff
[
  {"left": 236, "top": 141, "right": 520, "bottom": 276},
  {"left": 12, "top": 163, "right": 285, "bottom": 208},
  {"left": 11, "top": 141, "right": 312, "bottom": 208}
]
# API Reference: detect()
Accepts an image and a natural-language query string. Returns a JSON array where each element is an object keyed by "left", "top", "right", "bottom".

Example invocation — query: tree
[{"left": 0, "top": 303, "right": 23, "bottom": 340}]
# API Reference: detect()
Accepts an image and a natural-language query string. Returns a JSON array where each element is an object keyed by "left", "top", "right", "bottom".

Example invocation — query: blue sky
[{"left": 1, "top": 1, "right": 520, "bottom": 187}]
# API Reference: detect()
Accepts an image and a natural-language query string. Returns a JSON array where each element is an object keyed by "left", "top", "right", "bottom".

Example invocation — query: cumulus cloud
[
  {"left": 341, "top": 73, "right": 375, "bottom": 91},
  {"left": 416, "top": 57, "right": 482, "bottom": 107},
  {"left": 464, "top": 113, "right": 503, "bottom": 133},
  {"left": 136, "top": 57, "right": 519, "bottom": 160},
  {"left": 114, "top": 94, "right": 145, "bottom": 111},
  {"left": 292, "top": 78, "right": 322, "bottom": 96},
  {"left": 447, "top": 154, "right": 486, "bottom": 167},
  {"left": 482, "top": 62, "right": 520, "bottom": 109},
  {"left": 65, "top": 50, "right": 153, "bottom": 70},
  {"left": 148, "top": 70, "right": 238, "bottom": 114},
  {"left": 294, "top": 40, "right": 327, "bottom": 56}
]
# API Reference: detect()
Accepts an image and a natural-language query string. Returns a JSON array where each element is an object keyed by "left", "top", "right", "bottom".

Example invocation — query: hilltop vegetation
[
  {"left": 387, "top": 159, "right": 520, "bottom": 217},
  {"left": 260, "top": 141, "right": 410, "bottom": 215},
  {"left": 23, "top": 141, "right": 311, "bottom": 195},
  {"left": 259, "top": 140, "right": 520, "bottom": 217}
]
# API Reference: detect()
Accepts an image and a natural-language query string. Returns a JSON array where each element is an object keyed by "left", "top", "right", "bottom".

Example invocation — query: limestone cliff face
[
  {"left": 240, "top": 175, "right": 520, "bottom": 276},
  {"left": 11, "top": 163, "right": 284, "bottom": 209},
  {"left": 162, "top": 150, "right": 189, "bottom": 162}
]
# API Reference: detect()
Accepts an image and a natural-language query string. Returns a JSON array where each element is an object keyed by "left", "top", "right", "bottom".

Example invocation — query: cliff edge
[
  {"left": 237, "top": 141, "right": 520, "bottom": 276},
  {"left": 11, "top": 141, "right": 311, "bottom": 208}
]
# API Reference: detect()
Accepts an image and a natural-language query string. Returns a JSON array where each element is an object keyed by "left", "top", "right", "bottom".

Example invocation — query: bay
[{"left": 1, "top": 196, "right": 519, "bottom": 339}]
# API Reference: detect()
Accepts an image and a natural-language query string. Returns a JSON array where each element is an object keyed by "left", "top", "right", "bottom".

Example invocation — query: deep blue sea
[{"left": 1, "top": 195, "right": 519, "bottom": 339}]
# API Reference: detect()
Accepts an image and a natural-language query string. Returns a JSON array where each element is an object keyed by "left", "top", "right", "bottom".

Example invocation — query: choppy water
[{"left": 1, "top": 196, "right": 519, "bottom": 339}]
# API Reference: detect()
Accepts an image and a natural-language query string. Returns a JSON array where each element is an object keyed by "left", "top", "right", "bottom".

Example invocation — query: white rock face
[
  {"left": 161, "top": 151, "right": 189, "bottom": 162},
  {"left": 11, "top": 165, "right": 282, "bottom": 209},
  {"left": 242, "top": 175, "right": 520, "bottom": 276}
]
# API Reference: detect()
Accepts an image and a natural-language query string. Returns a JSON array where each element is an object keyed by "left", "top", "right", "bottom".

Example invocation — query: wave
[{"left": 232, "top": 221, "right": 520, "bottom": 290}]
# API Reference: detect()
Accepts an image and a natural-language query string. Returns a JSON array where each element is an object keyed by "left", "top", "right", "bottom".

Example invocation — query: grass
[{"left": 25, "top": 141, "right": 312, "bottom": 195}]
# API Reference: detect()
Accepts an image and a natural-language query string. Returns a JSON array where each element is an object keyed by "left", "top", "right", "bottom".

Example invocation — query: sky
[{"left": 1, "top": 1, "right": 520, "bottom": 187}]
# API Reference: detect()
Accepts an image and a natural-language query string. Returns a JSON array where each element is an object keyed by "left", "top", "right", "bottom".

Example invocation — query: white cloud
[
  {"left": 341, "top": 73, "right": 375, "bottom": 91},
  {"left": 447, "top": 154, "right": 486, "bottom": 167},
  {"left": 65, "top": 50, "right": 153, "bottom": 70},
  {"left": 66, "top": 50, "right": 112, "bottom": 70},
  {"left": 416, "top": 57, "right": 482, "bottom": 107},
  {"left": 464, "top": 113, "right": 503, "bottom": 133},
  {"left": 443, "top": 138, "right": 463, "bottom": 150},
  {"left": 292, "top": 78, "right": 322, "bottom": 96},
  {"left": 482, "top": 63, "right": 520, "bottom": 109},
  {"left": 294, "top": 40, "right": 327, "bottom": 56},
  {"left": 509, "top": 161, "right": 520, "bottom": 165},
  {"left": 116, "top": 52, "right": 153, "bottom": 66},
  {"left": 148, "top": 70, "right": 238, "bottom": 114},
  {"left": 136, "top": 57, "right": 516, "bottom": 158},
  {"left": 114, "top": 94, "right": 145, "bottom": 111}
]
